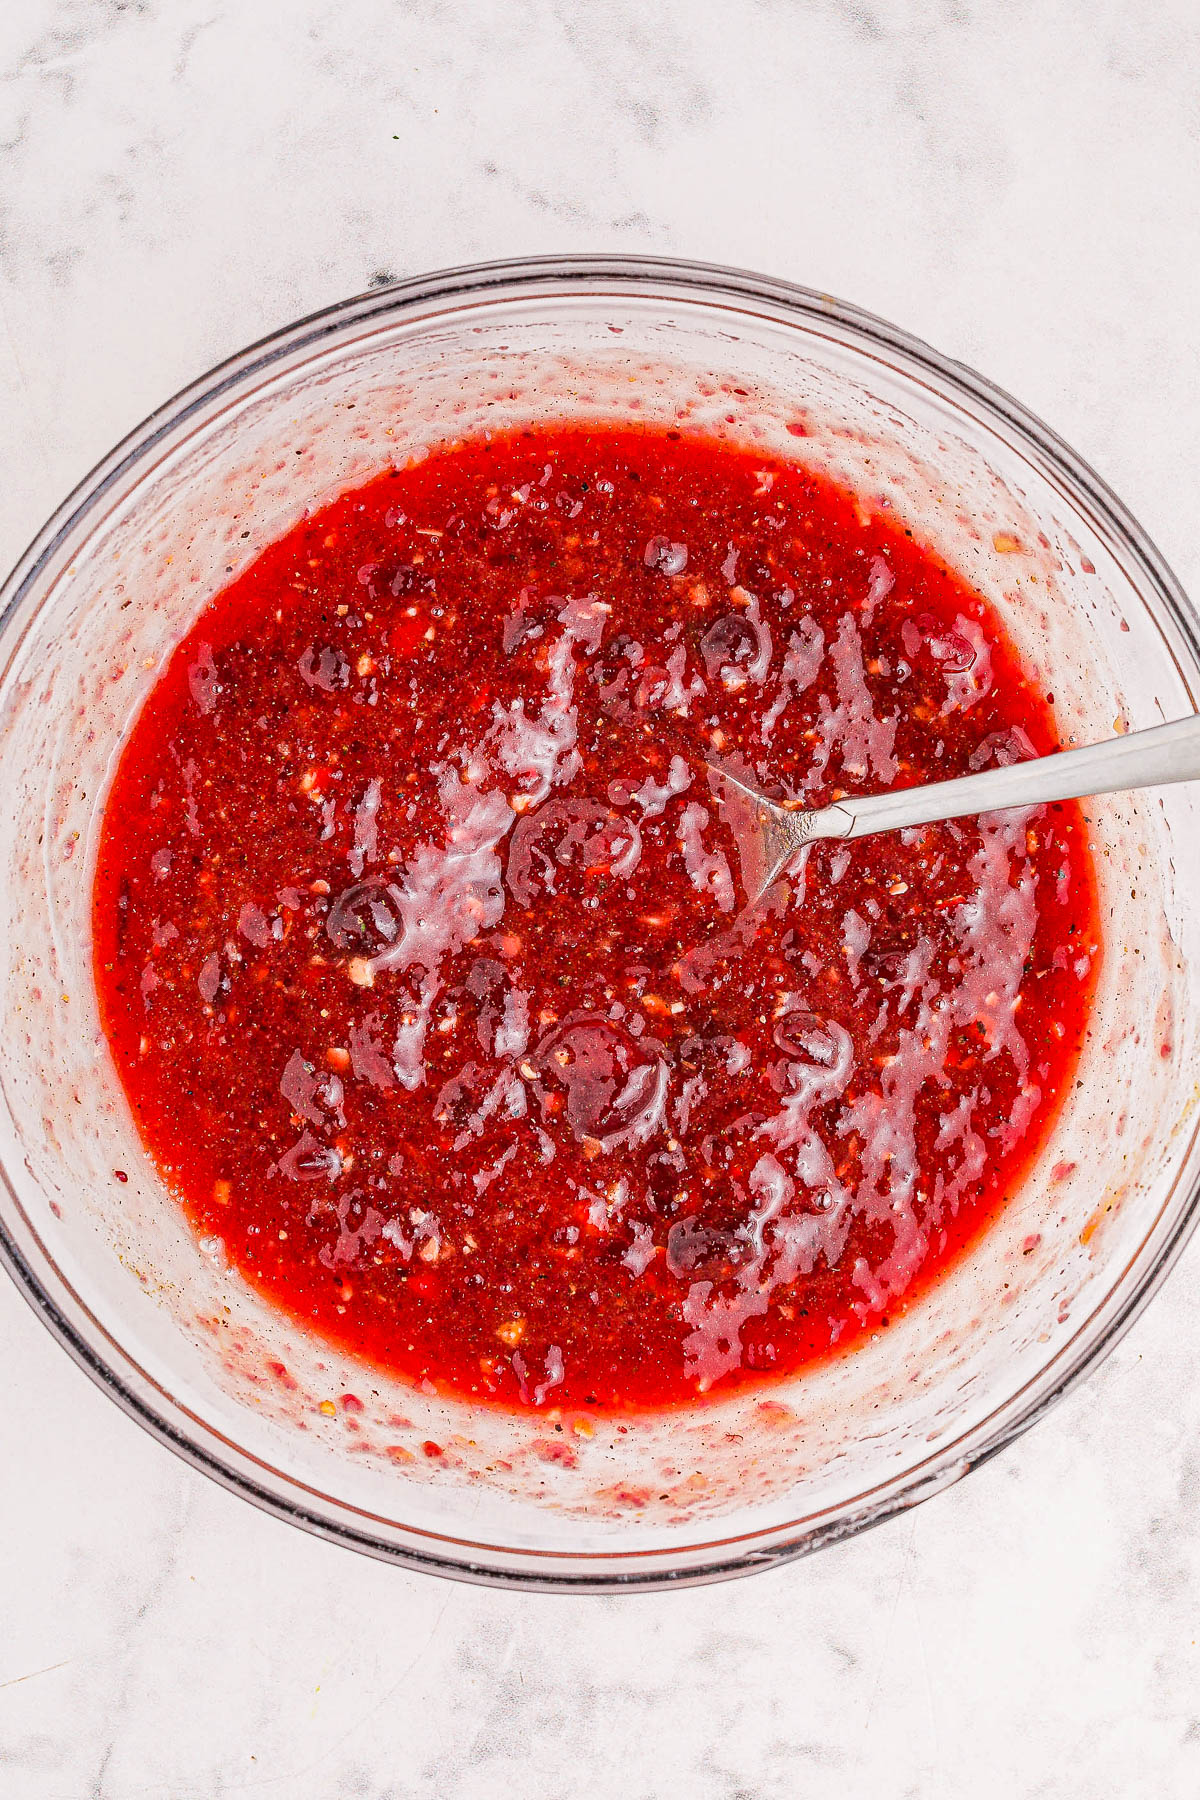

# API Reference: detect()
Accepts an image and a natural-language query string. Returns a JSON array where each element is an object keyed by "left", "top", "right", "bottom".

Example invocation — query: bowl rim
[{"left": 2, "top": 251, "right": 1199, "bottom": 1592}]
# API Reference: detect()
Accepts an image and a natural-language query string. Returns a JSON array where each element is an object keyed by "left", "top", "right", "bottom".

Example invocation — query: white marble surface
[{"left": 3, "top": 2, "right": 1200, "bottom": 1794}]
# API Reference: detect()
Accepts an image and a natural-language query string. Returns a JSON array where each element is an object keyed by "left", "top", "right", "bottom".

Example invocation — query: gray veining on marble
[{"left": 2, "top": 2, "right": 1200, "bottom": 1795}]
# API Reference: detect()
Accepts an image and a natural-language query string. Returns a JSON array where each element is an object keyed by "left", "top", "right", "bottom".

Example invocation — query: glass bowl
[{"left": 2, "top": 256, "right": 1198, "bottom": 1591}]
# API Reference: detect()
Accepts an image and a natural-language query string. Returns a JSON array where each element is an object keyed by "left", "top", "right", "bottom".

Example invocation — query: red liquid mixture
[{"left": 93, "top": 426, "right": 1099, "bottom": 1410}]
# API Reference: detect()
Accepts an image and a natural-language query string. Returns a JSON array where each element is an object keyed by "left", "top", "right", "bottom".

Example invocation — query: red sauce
[{"left": 93, "top": 426, "right": 1100, "bottom": 1410}]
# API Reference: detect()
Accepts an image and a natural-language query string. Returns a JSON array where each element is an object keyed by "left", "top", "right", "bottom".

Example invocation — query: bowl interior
[{"left": 2, "top": 266, "right": 1198, "bottom": 1586}]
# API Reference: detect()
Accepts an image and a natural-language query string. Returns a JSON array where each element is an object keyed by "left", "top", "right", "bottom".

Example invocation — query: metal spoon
[{"left": 708, "top": 714, "right": 1200, "bottom": 902}]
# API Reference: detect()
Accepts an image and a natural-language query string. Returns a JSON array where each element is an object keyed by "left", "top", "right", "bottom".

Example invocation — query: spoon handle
[{"left": 810, "top": 713, "right": 1200, "bottom": 843}]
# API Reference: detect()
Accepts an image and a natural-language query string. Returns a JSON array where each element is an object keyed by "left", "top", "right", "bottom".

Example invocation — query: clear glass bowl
[{"left": 2, "top": 255, "right": 1198, "bottom": 1591}]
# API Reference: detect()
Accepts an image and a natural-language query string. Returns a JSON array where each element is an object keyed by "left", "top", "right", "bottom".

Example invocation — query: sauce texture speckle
[{"left": 93, "top": 426, "right": 1099, "bottom": 1409}]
